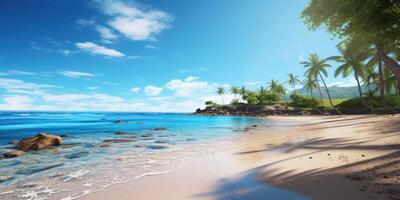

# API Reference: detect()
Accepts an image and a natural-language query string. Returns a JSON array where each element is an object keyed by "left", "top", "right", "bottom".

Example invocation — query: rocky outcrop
[
  {"left": 194, "top": 104, "right": 330, "bottom": 117},
  {"left": 16, "top": 133, "right": 63, "bottom": 150},
  {"left": 4, "top": 150, "right": 27, "bottom": 158},
  {"left": 154, "top": 127, "right": 167, "bottom": 131}
]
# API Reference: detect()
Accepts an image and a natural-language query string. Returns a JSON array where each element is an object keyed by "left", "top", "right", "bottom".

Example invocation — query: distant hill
[{"left": 289, "top": 85, "right": 372, "bottom": 99}]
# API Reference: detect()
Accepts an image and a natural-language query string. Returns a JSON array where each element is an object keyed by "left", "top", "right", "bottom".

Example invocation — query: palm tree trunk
[
  {"left": 377, "top": 55, "right": 387, "bottom": 109},
  {"left": 221, "top": 96, "right": 224, "bottom": 105},
  {"left": 316, "top": 80, "right": 324, "bottom": 107},
  {"left": 353, "top": 71, "right": 365, "bottom": 103},
  {"left": 318, "top": 73, "right": 334, "bottom": 107},
  {"left": 293, "top": 85, "right": 296, "bottom": 94},
  {"left": 376, "top": 44, "right": 400, "bottom": 80},
  {"left": 310, "top": 89, "right": 314, "bottom": 99},
  {"left": 397, "top": 79, "right": 400, "bottom": 95}
]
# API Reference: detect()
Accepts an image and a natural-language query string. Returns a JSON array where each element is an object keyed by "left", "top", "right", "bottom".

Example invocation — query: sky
[{"left": 0, "top": 0, "right": 355, "bottom": 112}]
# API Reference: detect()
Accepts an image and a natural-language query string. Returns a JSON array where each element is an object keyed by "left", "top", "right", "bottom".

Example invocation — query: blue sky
[{"left": 0, "top": 0, "right": 354, "bottom": 112}]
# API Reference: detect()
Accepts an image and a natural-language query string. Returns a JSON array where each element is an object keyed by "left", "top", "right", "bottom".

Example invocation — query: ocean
[{"left": 0, "top": 111, "right": 263, "bottom": 200}]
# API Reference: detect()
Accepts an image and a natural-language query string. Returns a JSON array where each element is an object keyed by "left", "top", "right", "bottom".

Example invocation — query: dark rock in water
[
  {"left": 102, "top": 139, "right": 136, "bottom": 143},
  {"left": 9, "top": 140, "right": 19, "bottom": 145},
  {"left": 17, "top": 182, "right": 38, "bottom": 188},
  {"left": 65, "top": 151, "right": 89, "bottom": 159},
  {"left": 186, "top": 138, "right": 196, "bottom": 141},
  {"left": 16, "top": 133, "right": 63, "bottom": 150},
  {"left": 4, "top": 150, "right": 26, "bottom": 158},
  {"left": 158, "top": 134, "right": 169, "bottom": 137},
  {"left": 61, "top": 143, "right": 82, "bottom": 149},
  {"left": 113, "top": 120, "right": 128, "bottom": 124},
  {"left": 134, "top": 144, "right": 146, "bottom": 148},
  {"left": 0, "top": 176, "right": 13, "bottom": 183},
  {"left": 49, "top": 173, "right": 64, "bottom": 178},
  {"left": 58, "top": 134, "right": 69, "bottom": 138},
  {"left": 16, "top": 163, "right": 64, "bottom": 175},
  {"left": 252, "top": 124, "right": 258, "bottom": 127},
  {"left": 154, "top": 127, "right": 167, "bottom": 131},
  {"left": 154, "top": 139, "right": 168, "bottom": 144},
  {"left": 141, "top": 133, "right": 153, "bottom": 137},
  {"left": 115, "top": 131, "right": 128, "bottom": 135},
  {"left": 147, "top": 145, "right": 168, "bottom": 150},
  {"left": 99, "top": 143, "right": 111, "bottom": 148}
]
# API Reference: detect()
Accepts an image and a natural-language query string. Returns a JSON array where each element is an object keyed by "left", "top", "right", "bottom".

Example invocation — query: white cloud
[
  {"left": 130, "top": 87, "right": 140, "bottom": 93},
  {"left": 75, "top": 42, "right": 125, "bottom": 57},
  {"left": 0, "top": 95, "right": 34, "bottom": 110},
  {"left": 0, "top": 70, "right": 35, "bottom": 76},
  {"left": 0, "top": 78, "right": 55, "bottom": 95},
  {"left": 145, "top": 45, "right": 156, "bottom": 49},
  {"left": 77, "top": 18, "right": 96, "bottom": 26},
  {"left": 144, "top": 85, "right": 163, "bottom": 96},
  {"left": 59, "top": 71, "right": 96, "bottom": 78},
  {"left": 96, "top": 25, "right": 118, "bottom": 42},
  {"left": 86, "top": 86, "right": 99, "bottom": 90},
  {"left": 98, "top": 0, "right": 172, "bottom": 41},
  {"left": 43, "top": 93, "right": 91, "bottom": 103},
  {"left": 328, "top": 78, "right": 358, "bottom": 87},
  {"left": 165, "top": 76, "right": 209, "bottom": 96}
]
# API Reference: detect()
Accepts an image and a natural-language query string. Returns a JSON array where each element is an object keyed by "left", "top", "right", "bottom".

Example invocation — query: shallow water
[{"left": 0, "top": 112, "right": 264, "bottom": 200}]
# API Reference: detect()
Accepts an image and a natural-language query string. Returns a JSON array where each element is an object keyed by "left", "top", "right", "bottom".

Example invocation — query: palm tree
[
  {"left": 303, "top": 77, "right": 318, "bottom": 99},
  {"left": 383, "top": 66, "right": 398, "bottom": 94},
  {"left": 239, "top": 86, "right": 247, "bottom": 103},
  {"left": 301, "top": 53, "right": 334, "bottom": 107},
  {"left": 268, "top": 79, "right": 279, "bottom": 94},
  {"left": 268, "top": 79, "right": 286, "bottom": 100},
  {"left": 287, "top": 73, "right": 301, "bottom": 93},
  {"left": 216, "top": 87, "right": 225, "bottom": 104},
  {"left": 332, "top": 40, "right": 372, "bottom": 106},
  {"left": 230, "top": 86, "right": 240, "bottom": 101}
]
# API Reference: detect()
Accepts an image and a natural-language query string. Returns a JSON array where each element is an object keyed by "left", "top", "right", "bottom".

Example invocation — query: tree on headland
[
  {"left": 301, "top": 0, "right": 400, "bottom": 80},
  {"left": 240, "top": 86, "right": 247, "bottom": 103},
  {"left": 230, "top": 86, "right": 240, "bottom": 101},
  {"left": 287, "top": 73, "right": 301, "bottom": 94},
  {"left": 216, "top": 87, "right": 225, "bottom": 105},
  {"left": 268, "top": 79, "right": 286, "bottom": 101},
  {"left": 301, "top": 53, "right": 334, "bottom": 107}
]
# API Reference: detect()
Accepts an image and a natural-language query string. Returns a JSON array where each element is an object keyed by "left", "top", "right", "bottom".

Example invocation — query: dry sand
[{"left": 80, "top": 114, "right": 400, "bottom": 200}]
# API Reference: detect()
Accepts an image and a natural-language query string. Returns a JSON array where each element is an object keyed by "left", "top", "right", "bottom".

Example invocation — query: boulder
[
  {"left": 4, "top": 150, "right": 26, "bottom": 158},
  {"left": 102, "top": 139, "right": 135, "bottom": 143},
  {"left": 113, "top": 120, "right": 128, "bottom": 124},
  {"left": 260, "top": 105, "right": 275, "bottom": 112},
  {"left": 154, "top": 127, "right": 167, "bottom": 131},
  {"left": 16, "top": 133, "right": 63, "bottom": 150},
  {"left": 115, "top": 131, "right": 128, "bottom": 135},
  {"left": 0, "top": 176, "right": 13, "bottom": 183},
  {"left": 99, "top": 143, "right": 111, "bottom": 148}
]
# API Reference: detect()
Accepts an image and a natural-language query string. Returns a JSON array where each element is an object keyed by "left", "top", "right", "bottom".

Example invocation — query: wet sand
[{"left": 80, "top": 114, "right": 400, "bottom": 200}]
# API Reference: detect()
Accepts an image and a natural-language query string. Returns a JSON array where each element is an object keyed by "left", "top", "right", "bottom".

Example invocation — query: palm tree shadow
[{"left": 193, "top": 170, "right": 311, "bottom": 200}]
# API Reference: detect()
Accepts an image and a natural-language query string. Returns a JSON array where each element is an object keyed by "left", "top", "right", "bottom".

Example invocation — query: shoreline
[{"left": 80, "top": 114, "right": 400, "bottom": 200}]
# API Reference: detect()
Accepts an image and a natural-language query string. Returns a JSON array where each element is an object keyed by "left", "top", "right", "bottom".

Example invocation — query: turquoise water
[{"left": 0, "top": 112, "right": 264, "bottom": 200}]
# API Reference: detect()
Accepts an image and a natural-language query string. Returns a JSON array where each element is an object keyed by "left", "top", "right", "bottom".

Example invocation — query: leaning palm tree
[
  {"left": 332, "top": 40, "right": 372, "bottom": 106},
  {"left": 216, "top": 87, "right": 225, "bottom": 105},
  {"left": 287, "top": 73, "right": 301, "bottom": 93},
  {"left": 268, "top": 79, "right": 279, "bottom": 94},
  {"left": 303, "top": 77, "right": 318, "bottom": 99},
  {"left": 239, "top": 86, "right": 247, "bottom": 103},
  {"left": 230, "top": 86, "right": 240, "bottom": 101},
  {"left": 301, "top": 53, "right": 334, "bottom": 108}
]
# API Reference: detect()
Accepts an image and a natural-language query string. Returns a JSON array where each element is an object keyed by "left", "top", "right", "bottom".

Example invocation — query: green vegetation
[{"left": 205, "top": 1, "right": 399, "bottom": 112}]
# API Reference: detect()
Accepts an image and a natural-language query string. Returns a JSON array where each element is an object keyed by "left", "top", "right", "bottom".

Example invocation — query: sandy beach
[{"left": 78, "top": 114, "right": 400, "bottom": 200}]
